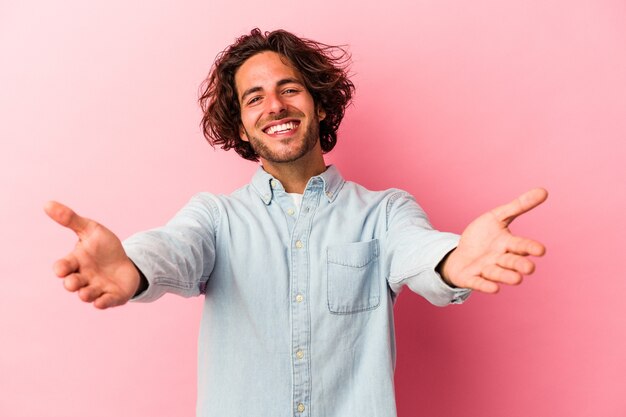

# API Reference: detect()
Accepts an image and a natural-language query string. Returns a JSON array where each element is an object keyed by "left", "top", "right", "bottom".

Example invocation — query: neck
[{"left": 260, "top": 150, "right": 326, "bottom": 194}]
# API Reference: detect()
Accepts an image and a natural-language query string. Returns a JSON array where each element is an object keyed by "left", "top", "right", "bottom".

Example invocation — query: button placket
[
  {"left": 289, "top": 181, "right": 322, "bottom": 417},
  {"left": 275, "top": 189, "right": 300, "bottom": 229}
]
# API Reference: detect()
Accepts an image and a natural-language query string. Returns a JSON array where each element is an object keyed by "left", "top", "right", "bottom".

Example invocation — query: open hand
[
  {"left": 44, "top": 201, "right": 140, "bottom": 309},
  {"left": 439, "top": 188, "right": 548, "bottom": 293}
]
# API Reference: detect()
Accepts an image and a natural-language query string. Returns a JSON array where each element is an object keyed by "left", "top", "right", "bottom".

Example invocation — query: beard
[{"left": 243, "top": 113, "right": 321, "bottom": 164}]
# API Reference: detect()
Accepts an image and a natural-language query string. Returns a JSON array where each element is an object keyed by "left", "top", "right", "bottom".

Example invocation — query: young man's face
[{"left": 235, "top": 51, "right": 326, "bottom": 166}]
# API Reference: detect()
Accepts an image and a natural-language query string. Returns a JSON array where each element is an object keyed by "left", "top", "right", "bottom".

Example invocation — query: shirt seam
[{"left": 385, "top": 190, "right": 409, "bottom": 231}]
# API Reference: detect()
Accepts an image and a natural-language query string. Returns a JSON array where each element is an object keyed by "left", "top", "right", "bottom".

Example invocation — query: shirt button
[
  {"left": 295, "top": 294, "right": 304, "bottom": 303},
  {"left": 296, "top": 349, "right": 304, "bottom": 359},
  {"left": 287, "top": 208, "right": 295, "bottom": 216},
  {"left": 270, "top": 179, "right": 278, "bottom": 189},
  {"left": 326, "top": 191, "right": 333, "bottom": 198},
  {"left": 297, "top": 403, "right": 305, "bottom": 413},
  {"left": 295, "top": 240, "right": 303, "bottom": 249}
]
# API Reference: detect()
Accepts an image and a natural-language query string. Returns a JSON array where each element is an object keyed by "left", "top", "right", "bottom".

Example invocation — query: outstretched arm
[
  {"left": 44, "top": 201, "right": 143, "bottom": 309},
  {"left": 438, "top": 188, "right": 548, "bottom": 293}
]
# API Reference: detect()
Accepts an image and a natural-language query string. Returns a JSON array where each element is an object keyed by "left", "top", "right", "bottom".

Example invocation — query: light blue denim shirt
[{"left": 124, "top": 165, "right": 470, "bottom": 417}]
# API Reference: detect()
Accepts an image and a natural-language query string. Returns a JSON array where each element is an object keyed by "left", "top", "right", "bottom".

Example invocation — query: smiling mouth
[{"left": 263, "top": 121, "right": 300, "bottom": 135}]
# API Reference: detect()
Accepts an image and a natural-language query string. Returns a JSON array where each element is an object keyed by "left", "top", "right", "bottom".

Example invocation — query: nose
[{"left": 265, "top": 92, "right": 287, "bottom": 116}]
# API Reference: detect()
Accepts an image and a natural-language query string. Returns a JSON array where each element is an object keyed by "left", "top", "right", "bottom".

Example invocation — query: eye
[
  {"left": 246, "top": 96, "right": 262, "bottom": 106},
  {"left": 282, "top": 88, "right": 300, "bottom": 95}
]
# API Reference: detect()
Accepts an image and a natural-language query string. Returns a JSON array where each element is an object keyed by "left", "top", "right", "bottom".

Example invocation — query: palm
[
  {"left": 441, "top": 188, "right": 548, "bottom": 293},
  {"left": 45, "top": 201, "right": 140, "bottom": 309}
]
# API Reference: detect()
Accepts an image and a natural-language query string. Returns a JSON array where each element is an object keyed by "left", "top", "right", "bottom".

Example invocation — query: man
[{"left": 45, "top": 29, "right": 547, "bottom": 416}]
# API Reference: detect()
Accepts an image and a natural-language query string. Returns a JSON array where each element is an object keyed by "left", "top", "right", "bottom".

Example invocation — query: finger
[
  {"left": 78, "top": 285, "right": 104, "bottom": 303},
  {"left": 490, "top": 188, "right": 548, "bottom": 225},
  {"left": 460, "top": 274, "right": 500, "bottom": 294},
  {"left": 53, "top": 255, "right": 79, "bottom": 277},
  {"left": 63, "top": 273, "right": 88, "bottom": 292},
  {"left": 481, "top": 264, "right": 523, "bottom": 286},
  {"left": 44, "top": 201, "right": 91, "bottom": 237},
  {"left": 93, "top": 293, "right": 125, "bottom": 310},
  {"left": 497, "top": 253, "right": 535, "bottom": 275},
  {"left": 505, "top": 236, "right": 546, "bottom": 257}
]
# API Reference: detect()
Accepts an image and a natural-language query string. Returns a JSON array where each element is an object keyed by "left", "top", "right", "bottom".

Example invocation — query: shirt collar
[{"left": 251, "top": 165, "right": 345, "bottom": 205}]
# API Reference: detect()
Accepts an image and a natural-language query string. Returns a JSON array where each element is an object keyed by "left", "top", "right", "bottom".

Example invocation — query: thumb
[
  {"left": 490, "top": 188, "right": 548, "bottom": 226},
  {"left": 44, "top": 201, "right": 91, "bottom": 237}
]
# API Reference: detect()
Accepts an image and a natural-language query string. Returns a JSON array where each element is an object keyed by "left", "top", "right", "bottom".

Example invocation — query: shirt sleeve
[
  {"left": 123, "top": 193, "right": 219, "bottom": 303},
  {"left": 384, "top": 191, "right": 471, "bottom": 306}
]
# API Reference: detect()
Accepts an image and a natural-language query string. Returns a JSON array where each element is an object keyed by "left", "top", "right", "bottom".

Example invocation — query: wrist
[
  {"left": 128, "top": 259, "right": 148, "bottom": 297},
  {"left": 436, "top": 248, "right": 458, "bottom": 288}
]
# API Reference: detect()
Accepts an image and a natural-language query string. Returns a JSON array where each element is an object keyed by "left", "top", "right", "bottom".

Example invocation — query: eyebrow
[{"left": 240, "top": 78, "right": 304, "bottom": 102}]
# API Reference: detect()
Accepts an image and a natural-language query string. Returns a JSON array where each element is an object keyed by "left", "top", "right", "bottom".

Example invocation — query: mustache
[{"left": 260, "top": 109, "right": 305, "bottom": 125}]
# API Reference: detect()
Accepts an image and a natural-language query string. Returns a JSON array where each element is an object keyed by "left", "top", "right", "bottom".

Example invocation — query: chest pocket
[{"left": 326, "top": 239, "right": 381, "bottom": 314}]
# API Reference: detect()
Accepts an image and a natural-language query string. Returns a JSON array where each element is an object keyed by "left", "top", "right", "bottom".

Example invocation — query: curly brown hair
[{"left": 199, "top": 28, "right": 355, "bottom": 161}]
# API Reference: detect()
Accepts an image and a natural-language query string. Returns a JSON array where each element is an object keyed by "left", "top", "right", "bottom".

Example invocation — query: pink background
[{"left": 1, "top": 0, "right": 625, "bottom": 416}]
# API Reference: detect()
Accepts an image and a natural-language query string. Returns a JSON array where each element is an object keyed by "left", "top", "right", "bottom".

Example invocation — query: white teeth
[{"left": 266, "top": 121, "right": 297, "bottom": 135}]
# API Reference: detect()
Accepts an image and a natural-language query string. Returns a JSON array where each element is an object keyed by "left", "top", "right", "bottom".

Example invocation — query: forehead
[{"left": 234, "top": 51, "right": 303, "bottom": 95}]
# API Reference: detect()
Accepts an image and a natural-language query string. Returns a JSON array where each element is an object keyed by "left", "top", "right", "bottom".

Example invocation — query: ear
[
  {"left": 317, "top": 106, "right": 326, "bottom": 121},
  {"left": 239, "top": 125, "right": 249, "bottom": 142}
]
